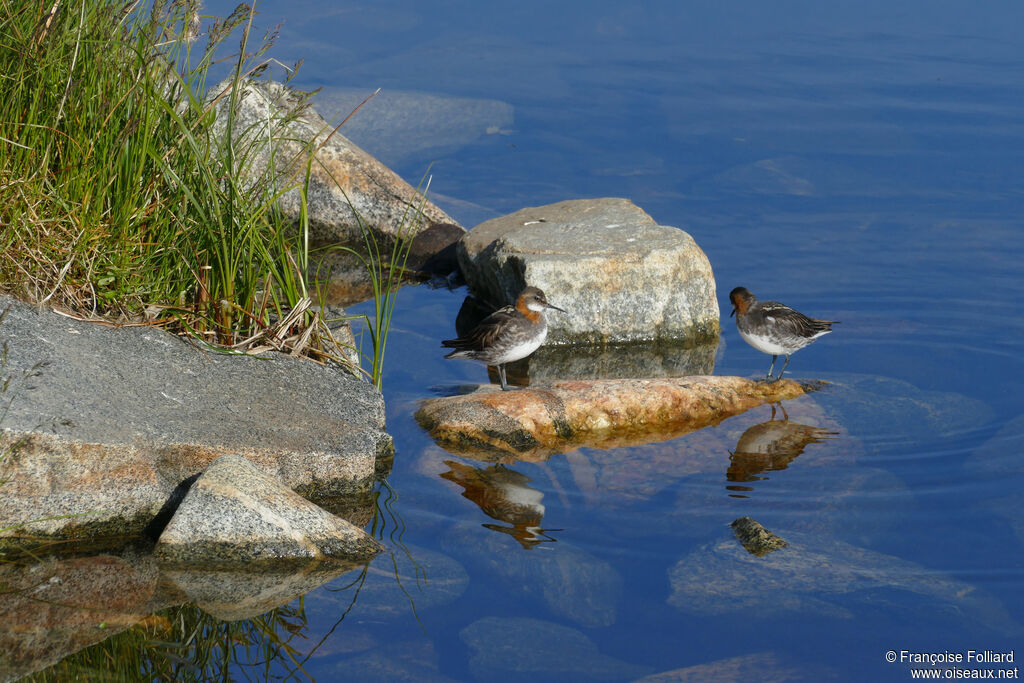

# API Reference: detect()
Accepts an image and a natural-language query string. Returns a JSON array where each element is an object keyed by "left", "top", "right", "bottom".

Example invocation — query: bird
[
  {"left": 729, "top": 286, "right": 837, "bottom": 381},
  {"left": 442, "top": 286, "right": 565, "bottom": 391}
]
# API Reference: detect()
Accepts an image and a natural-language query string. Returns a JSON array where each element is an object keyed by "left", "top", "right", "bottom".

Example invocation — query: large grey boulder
[
  {"left": 0, "top": 294, "right": 389, "bottom": 547},
  {"left": 456, "top": 198, "right": 719, "bottom": 345},
  {"left": 206, "top": 78, "right": 460, "bottom": 252},
  {"left": 153, "top": 454, "right": 383, "bottom": 567}
]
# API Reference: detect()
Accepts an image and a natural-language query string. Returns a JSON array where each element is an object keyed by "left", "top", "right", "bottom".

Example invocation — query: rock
[
  {"left": 406, "top": 222, "right": 466, "bottom": 278},
  {"left": 966, "top": 413, "right": 1024, "bottom": 547},
  {"left": 810, "top": 373, "right": 993, "bottom": 451},
  {"left": 305, "top": 544, "right": 469, "bottom": 621},
  {"left": 634, "top": 652, "right": 809, "bottom": 683},
  {"left": 327, "top": 638, "right": 460, "bottom": 683},
  {"left": 443, "top": 520, "right": 622, "bottom": 628},
  {"left": 153, "top": 454, "right": 383, "bottom": 567},
  {"left": 730, "top": 517, "right": 788, "bottom": 557},
  {"left": 0, "top": 294, "right": 391, "bottom": 548},
  {"left": 456, "top": 198, "right": 719, "bottom": 345},
  {"left": 460, "top": 616, "right": 651, "bottom": 682},
  {"left": 416, "top": 376, "right": 824, "bottom": 461},
  {"left": 207, "top": 78, "right": 458, "bottom": 251},
  {"left": 164, "top": 561, "right": 364, "bottom": 621},
  {"left": 667, "top": 527, "right": 1015, "bottom": 633}
]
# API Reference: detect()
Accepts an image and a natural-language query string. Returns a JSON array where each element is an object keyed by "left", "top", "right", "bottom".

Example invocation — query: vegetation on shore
[{"left": 0, "top": 0, "right": 418, "bottom": 385}]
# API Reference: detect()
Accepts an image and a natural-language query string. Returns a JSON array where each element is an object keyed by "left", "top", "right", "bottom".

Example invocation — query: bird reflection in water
[
  {"left": 440, "top": 460, "right": 559, "bottom": 549},
  {"left": 726, "top": 403, "right": 839, "bottom": 498}
]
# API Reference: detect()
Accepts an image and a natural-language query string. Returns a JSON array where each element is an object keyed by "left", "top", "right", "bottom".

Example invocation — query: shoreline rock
[
  {"left": 416, "top": 376, "right": 825, "bottom": 461},
  {"left": 0, "top": 294, "right": 390, "bottom": 549},
  {"left": 207, "top": 78, "right": 459, "bottom": 252}
]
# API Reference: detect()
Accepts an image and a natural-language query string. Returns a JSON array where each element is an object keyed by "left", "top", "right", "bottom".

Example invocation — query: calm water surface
[{"left": 48, "top": 1, "right": 1024, "bottom": 680}]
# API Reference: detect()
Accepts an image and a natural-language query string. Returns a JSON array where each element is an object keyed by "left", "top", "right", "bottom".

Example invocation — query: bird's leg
[
  {"left": 777, "top": 355, "right": 791, "bottom": 380},
  {"left": 766, "top": 355, "right": 777, "bottom": 380},
  {"left": 498, "top": 364, "right": 510, "bottom": 391}
]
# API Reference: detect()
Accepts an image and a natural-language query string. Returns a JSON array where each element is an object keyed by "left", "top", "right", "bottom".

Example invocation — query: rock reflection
[
  {"left": 726, "top": 403, "right": 838, "bottom": 497},
  {"left": 0, "top": 551, "right": 167, "bottom": 681},
  {"left": 440, "top": 460, "right": 557, "bottom": 549},
  {"left": 164, "top": 560, "right": 366, "bottom": 621}
]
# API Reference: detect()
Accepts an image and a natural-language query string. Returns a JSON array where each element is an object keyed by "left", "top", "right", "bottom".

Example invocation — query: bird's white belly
[
  {"left": 738, "top": 328, "right": 792, "bottom": 356},
  {"left": 493, "top": 334, "right": 544, "bottom": 365}
]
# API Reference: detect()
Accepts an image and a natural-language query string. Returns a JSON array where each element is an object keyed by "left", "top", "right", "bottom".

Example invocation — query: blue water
[{"left": 77, "top": 1, "right": 1024, "bottom": 680}]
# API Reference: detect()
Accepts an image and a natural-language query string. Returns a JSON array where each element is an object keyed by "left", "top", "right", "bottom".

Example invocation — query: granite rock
[
  {"left": 206, "top": 78, "right": 459, "bottom": 263},
  {"left": 153, "top": 454, "right": 383, "bottom": 567},
  {"left": 0, "top": 294, "right": 390, "bottom": 547},
  {"left": 460, "top": 616, "right": 650, "bottom": 682},
  {"left": 456, "top": 198, "right": 719, "bottom": 345}
]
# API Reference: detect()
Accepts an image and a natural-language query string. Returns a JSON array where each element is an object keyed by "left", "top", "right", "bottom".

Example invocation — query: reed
[{"left": 0, "top": 0, "right": 381, "bottom": 378}]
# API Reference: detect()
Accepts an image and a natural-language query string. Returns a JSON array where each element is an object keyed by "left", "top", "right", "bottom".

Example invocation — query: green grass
[{"left": 0, "top": 0, "right": 417, "bottom": 385}]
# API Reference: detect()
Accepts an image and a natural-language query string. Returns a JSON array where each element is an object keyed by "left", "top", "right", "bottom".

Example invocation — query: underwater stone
[{"left": 731, "top": 517, "right": 788, "bottom": 557}]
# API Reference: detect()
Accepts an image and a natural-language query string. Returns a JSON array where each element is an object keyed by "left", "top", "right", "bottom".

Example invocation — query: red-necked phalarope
[
  {"left": 729, "top": 286, "right": 837, "bottom": 381},
  {"left": 443, "top": 286, "right": 565, "bottom": 390}
]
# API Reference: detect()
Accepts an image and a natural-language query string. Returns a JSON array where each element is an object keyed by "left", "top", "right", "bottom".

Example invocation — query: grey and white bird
[
  {"left": 443, "top": 286, "right": 565, "bottom": 390},
  {"left": 729, "top": 286, "right": 837, "bottom": 381}
]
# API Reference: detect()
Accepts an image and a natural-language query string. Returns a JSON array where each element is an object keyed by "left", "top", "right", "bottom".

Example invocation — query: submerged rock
[
  {"left": 314, "top": 87, "right": 515, "bottom": 168},
  {"left": 667, "top": 527, "right": 1015, "bottom": 632},
  {"left": 456, "top": 198, "right": 719, "bottom": 345},
  {"left": 634, "top": 652, "right": 811, "bottom": 683},
  {"left": 730, "top": 517, "right": 788, "bottom": 557},
  {"left": 305, "top": 544, "right": 470, "bottom": 622},
  {"left": 443, "top": 521, "right": 622, "bottom": 628},
  {"left": 153, "top": 455, "right": 383, "bottom": 568},
  {"left": 460, "top": 616, "right": 650, "bottom": 682},
  {"left": 0, "top": 294, "right": 391, "bottom": 548},
  {"left": 416, "top": 376, "right": 824, "bottom": 461}
]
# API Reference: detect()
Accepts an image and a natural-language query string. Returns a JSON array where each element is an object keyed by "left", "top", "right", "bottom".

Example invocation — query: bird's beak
[
  {"left": 730, "top": 305, "right": 737, "bottom": 318},
  {"left": 547, "top": 303, "right": 566, "bottom": 313}
]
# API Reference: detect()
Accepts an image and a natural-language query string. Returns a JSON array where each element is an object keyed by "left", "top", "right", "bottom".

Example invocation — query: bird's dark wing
[
  {"left": 760, "top": 301, "right": 836, "bottom": 336},
  {"left": 442, "top": 305, "right": 517, "bottom": 351}
]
